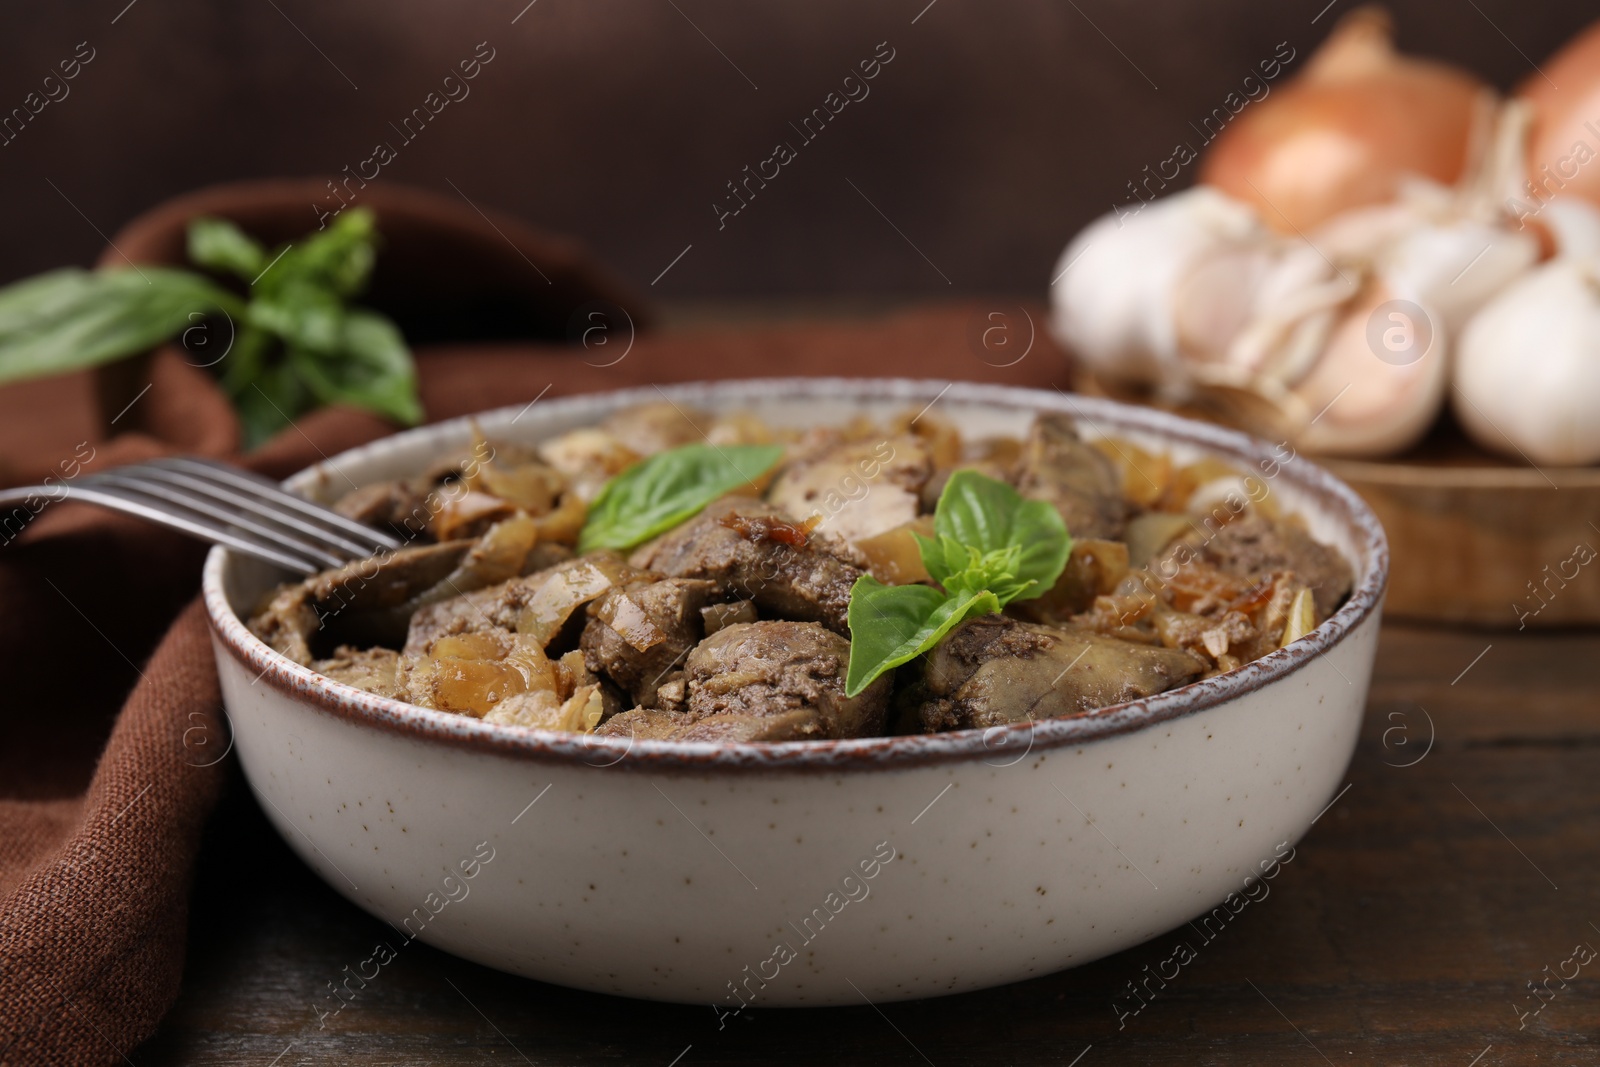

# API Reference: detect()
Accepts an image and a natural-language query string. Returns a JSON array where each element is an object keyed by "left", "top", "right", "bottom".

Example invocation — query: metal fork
[{"left": 0, "top": 456, "right": 401, "bottom": 574}]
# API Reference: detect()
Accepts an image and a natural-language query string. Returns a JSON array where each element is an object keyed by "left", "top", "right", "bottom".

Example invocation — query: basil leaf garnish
[
  {"left": 930, "top": 469, "right": 1071, "bottom": 603},
  {"left": 577, "top": 442, "right": 785, "bottom": 554},
  {"left": 844, "top": 469, "right": 1071, "bottom": 696},
  {"left": 844, "top": 578, "right": 999, "bottom": 697}
]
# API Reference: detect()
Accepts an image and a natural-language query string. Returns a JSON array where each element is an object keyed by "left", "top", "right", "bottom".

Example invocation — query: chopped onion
[
  {"left": 431, "top": 490, "right": 515, "bottom": 542},
  {"left": 594, "top": 589, "right": 668, "bottom": 652},
  {"left": 515, "top": 555, "right": 634, "bottom": 646},
  {"left": 1280, "top": 587, "right": 1318, "bottom": 646},
  {"left": 853, "top": 517, "right": 934, "bottom": 585}
]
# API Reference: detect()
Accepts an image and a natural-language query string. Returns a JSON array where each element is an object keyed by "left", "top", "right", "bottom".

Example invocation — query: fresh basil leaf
[
  {"left": 0, "top": 267, "right": 245, "bottom": 386},
  {"left": 246, "top": 285, "right": 345, "bottom": 353},
  {"left": 187, "top": 217, "right": 267, "bottom": 281},
  {"left": 291, "top": 310, "right": 422, "bottom": 426},
  {"left": 217, "top": 325, "right": 272, "bottom": 399},
  {"left": 0, "top": 269, "right": 99, "bottom": 336},
  {"left": 261, "top": 208, "right": 376, "bottom": 299},
  {"left": 943, "top": 544, "right": 1035, "bottom": 605},
  {"left": 234, "top": 360, "right": 311, "bottom": 448},
  {"left": 844, "top": 576, "right": 1000, "bottom": 697},
  {"left": 578, "top": 442, "right": 784, "bottom": 554},
  {"left": 913, "top": 531, "right": 962, "bottom": 588},
  {"left": 931, "top": 469, "right": 1070, "bottom": 604}
]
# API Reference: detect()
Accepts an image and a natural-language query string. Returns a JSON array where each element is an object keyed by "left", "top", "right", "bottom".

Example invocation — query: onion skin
[
  {"left": 1519, "top": 19, "right": 1600, "bottom": 209},
  {"left": 1200, "top": 7, "right": 1488, "bottom": 235}
]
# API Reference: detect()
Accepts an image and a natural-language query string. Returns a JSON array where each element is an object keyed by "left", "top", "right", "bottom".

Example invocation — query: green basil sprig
[
  {"left": 578, "top": 442, "right": 785, "bottom": 554},
  {"left": 189, "top": 209, "right": 420, "bottom": 446},
  {"left": 0, "top": 267, "right": 244, "bottom": 383},
  {"left": 0, "top": 208, "right": 421, "bottom": 448},
  {"left": 844, "top": 469, "right": 1071, "bottom": 696}
]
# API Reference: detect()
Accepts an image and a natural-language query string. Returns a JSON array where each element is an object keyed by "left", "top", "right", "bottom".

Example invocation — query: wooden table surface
[{"left": 136, "top": 620, "right": 1600, "bottom": 1066}]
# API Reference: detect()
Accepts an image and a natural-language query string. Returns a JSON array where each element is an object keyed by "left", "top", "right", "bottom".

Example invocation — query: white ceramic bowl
[{"left": 203, "top": 379, "right": 1387, "bottom": 1007}]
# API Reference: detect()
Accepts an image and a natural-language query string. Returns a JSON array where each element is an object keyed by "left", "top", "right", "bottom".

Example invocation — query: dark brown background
[{"left": 1, "top": 0, "right": 1595, "bottom": 300}]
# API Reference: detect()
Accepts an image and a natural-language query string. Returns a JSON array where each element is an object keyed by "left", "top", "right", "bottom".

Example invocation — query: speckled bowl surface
[{"left": 203, "top": 379, "right": 1387, "bottom": 1007}]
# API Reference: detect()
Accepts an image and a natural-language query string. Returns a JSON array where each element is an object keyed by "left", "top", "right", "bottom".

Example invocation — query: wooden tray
[{"left": 1325, "top": 418, "right": 1600, "bottom": 629}]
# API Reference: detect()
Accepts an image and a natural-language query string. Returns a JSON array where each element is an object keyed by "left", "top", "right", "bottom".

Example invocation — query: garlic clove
[
  {"left": 1313, "top": 197, "right": 1438, "bottom": 261},
  {"left": 1380, "top": 218, "right": 1538, "bottom": 336},
  {"left": 1454, "top": 259, "right": 1600, "bottom": 466},
  {"left": 1293, "top": 283, "right": 1449, "bottom": 457},
  {"left": 1172, "top": 245, "right": 1280, "bottom": 367},
  {"left": 1540, "top": 196, "right": 1600, "bottom": 262},
  {"left": 1221, "top": 244, "right": 1355, "bottom": 385},
  {"left": 1049, "top": 187, "right": 1264, "bottom": 389}
]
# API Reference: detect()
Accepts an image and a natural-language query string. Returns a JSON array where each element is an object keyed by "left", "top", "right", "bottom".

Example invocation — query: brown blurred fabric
[{"left": 0, "top": 182, "right": 1066, "bottom": 1063}]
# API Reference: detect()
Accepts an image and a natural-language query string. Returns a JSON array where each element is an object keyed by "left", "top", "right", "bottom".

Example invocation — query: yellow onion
[
  {"left": 1200, "top": 7, "right": 1490, "bottom": 234},
  {"left": 515, "top": 555, "right": 635, "bottom": 646},
  {"left": 853, "top": 517, "right": 934, "bottom": 585},
  {"left": 1518, "top": 19, "right": 1600, "bottom": 209}
]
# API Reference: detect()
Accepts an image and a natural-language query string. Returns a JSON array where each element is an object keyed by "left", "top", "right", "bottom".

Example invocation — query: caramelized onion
[
  {"left": 515, "top": 555, "right": 635, "bottom": 646},
  {"left": 1090, "top": 437, "right": 1171, "bottom": 509},
  {"left": 431, "top": 490, "right": 515, "bottom": 542},
  {"left": 531, "top": 490, "right": 588, "bottom": 546},
  {"left": 478, "top": 461, "right": 565, "bottom": 514},
  {"left": 403, "top": 515, "right": 540, "bottom": 615},
  {"left": 594, "top": 589, "right": 668, "bottom": 653},
  {"left": 853, "top": 517, "right": 934, "bottom": 585},
  {"left": 718, "top": 511, "right": 817, "bottom": 547},
  {"left": 1124, "top": 512, "right": 1194, "bottom": 567},
  {"left": 893, "top": 410, "right": 962, "bottom": 469},
  {"left": 410, "top": 631, "right": 558, "bottom": 716},
  {"left": 1200, "top": 7, "right": 1490, "bottom": 234},
  {"left": 1280, "top": 587, "right": 1318, "bottom": 646}
]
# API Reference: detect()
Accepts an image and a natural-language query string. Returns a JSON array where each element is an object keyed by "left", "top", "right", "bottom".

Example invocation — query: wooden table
[{"left": 136, "top": 621, "right": 1600, "bottom": 1066}]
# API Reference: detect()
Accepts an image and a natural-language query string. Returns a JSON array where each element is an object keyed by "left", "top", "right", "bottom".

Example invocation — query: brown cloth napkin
[{"left": 0, "top": 182, "right": 1068, "bottom": 1063}]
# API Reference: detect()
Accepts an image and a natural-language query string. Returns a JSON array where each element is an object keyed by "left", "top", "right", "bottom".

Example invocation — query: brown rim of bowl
[{"left": 203, "top": 378, "right": 1389, "bottom": 774}]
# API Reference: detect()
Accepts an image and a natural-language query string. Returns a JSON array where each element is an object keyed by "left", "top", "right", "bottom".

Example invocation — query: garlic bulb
[
  {"left": 1455, "top": 256, "right": 1600, "bottom": 465},
  {"left": 1049, "top": 187, "right": 1264, "bottom": 389},
  {"left": 1051, "top": 187, "right": 1357, "bottom": 398},
  {"left": 1051, "top": 177, "right": 1539, "bottom": 457},
  {"left": 1200, "top": 7, "right": 1492, "bottom": 234}
]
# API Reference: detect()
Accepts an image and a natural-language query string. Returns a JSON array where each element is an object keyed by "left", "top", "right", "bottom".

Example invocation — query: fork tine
[
  {"left": 112, "top": 466, "right": 380, "bottom": 559},
  {"left": 91, "top": 474, "right": 348, "bottom": 570},
  {"left": 153, "top": 457, "right": 403, "bottom": 552},
  {"left": 63, "top": 485, "right": 324, "bottom": 573}
]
